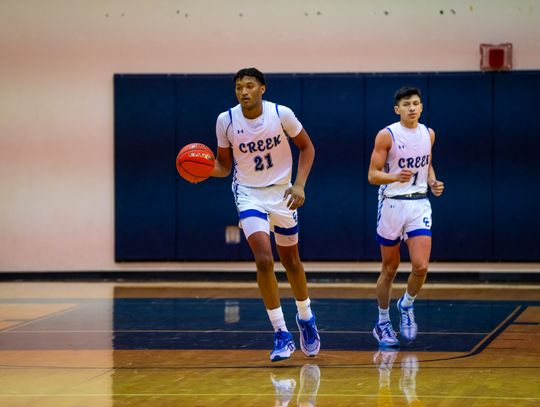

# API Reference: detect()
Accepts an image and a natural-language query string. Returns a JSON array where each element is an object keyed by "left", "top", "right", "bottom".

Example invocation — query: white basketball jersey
[
  {"left": 379, "top": 122, "right": 432, "bottom": 198},
  {"left": 216, "top": 101, "right": 301, "bottom": 187}
]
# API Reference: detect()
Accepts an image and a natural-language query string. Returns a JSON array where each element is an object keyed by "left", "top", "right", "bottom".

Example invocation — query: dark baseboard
[{"left": 0, "top": 270, "right": 539, "bottom": 284}]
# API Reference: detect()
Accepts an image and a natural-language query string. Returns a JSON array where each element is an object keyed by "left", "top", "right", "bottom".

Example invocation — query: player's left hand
[
  {"left": 284, "top": 184, "right": 305, "bottom": 210},
  {"left": 430, "top": 180, "right": 444, "bottom": 197}
]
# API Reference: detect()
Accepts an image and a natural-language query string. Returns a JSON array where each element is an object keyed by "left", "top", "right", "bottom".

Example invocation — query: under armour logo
[{"left": 237, "top": 129, "right": 244, "bottom": 134}]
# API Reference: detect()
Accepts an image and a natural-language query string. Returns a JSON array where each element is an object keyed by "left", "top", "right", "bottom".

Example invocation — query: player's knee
[
  {"left": 381, "top": 263, "right": 399, "bottom": 280},
  {"left": 412, "top": 263, "right": 428, "bottom": 277},
  {"left": 254, "top": 253, "right": 274, "bottom": 273},
  {"left": 281, "top": 256, "right": 302, "bottom": 272}
]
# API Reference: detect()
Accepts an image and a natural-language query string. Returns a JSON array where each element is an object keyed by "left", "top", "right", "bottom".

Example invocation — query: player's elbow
[
  {"left": 211, "top": 163, "right": 232, "bottom": 178},
  {"left": 367, "top": 172, "right": 377, "bottom": 185},
  {"left": 299, "top": 138, "right": 315, "bottom": 157}
]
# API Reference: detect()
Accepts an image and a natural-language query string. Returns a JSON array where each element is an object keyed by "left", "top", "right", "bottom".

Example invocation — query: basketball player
[
  {"left": 210, "top": 68, "right": 320, "bottom": 362},
  {"left": 368, "top": 86, "right": 444, "bottom": 347}
]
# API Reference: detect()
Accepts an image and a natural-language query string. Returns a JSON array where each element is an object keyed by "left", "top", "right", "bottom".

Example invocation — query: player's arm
[
  {"left": 211, "top": 114, "right": 234, "bottom": 178},
  {"left": 368, "top": 129, "right": 413, "bottom": 185},
  {"left": 427, "top": 128, "right": 444, "bottom": 196},
  {"left": 211, "top": 146, "right": 233, "bottom": 177},
  {"left": 285, "top": 128, "right": 315, "bottom": 210}
]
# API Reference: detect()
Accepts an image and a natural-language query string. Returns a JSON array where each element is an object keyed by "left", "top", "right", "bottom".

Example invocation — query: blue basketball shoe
[
  {"left": 296, "top": 314, "right": 321, "bottom": 357},
  {"left": 270, "top": 329, "right": 296, "bottom": 362},
  {"left": 373, "top": 321, "right": 399, "bottom": 347},
  {"left": 397, "top": 296, "right": 418, "bottom": 341}
]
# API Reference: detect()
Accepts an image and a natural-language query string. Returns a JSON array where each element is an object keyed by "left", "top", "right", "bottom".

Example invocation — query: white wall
[{"left": 1, "top": 0, "right": 539, "bottom": 271}]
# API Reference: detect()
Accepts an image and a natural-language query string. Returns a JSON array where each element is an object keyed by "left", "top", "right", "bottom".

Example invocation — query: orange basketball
[
  {"left": 176, "top": 143, "right": 216, "bottom": 184},
  {"left": 176, "top": 143, "right": 215, "bottom": 183}
]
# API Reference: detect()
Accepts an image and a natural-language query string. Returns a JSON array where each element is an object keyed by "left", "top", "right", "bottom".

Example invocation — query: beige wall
[{"left": 1, "top": 0, "right": 539, "bottom": 271}]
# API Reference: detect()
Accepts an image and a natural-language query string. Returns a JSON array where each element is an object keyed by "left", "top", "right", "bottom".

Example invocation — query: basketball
[{"left": 176, "top": 143, "right": 215, "bottom": 183}]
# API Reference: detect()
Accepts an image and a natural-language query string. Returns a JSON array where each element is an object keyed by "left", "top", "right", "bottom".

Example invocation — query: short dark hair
[
  {"left": 233, "top": 68, "right": 266, "bottom": 86},
  {"left": 394, "top": 86, "right": 422, "bottom": 105}
]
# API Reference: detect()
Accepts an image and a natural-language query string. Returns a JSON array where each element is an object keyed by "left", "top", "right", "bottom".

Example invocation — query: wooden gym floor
[{"left": 0, "top": 268, "right": 539, "bottom": 406}]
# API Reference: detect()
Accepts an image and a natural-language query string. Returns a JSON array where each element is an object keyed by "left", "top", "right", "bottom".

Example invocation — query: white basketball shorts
[
  {"left": 376, "top": 197, "right": 432, "bottom": 246},
  {"left": 233, "top": 183, "right": 299, "bottom": 247}
]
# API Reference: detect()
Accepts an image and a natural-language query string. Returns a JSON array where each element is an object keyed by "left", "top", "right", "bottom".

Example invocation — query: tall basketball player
[
  {"left": 210, "top": 68, "right": 320, "bottom": 361},
  {"left": 368, "top": 86, "right": 445, "bottom": 347}
]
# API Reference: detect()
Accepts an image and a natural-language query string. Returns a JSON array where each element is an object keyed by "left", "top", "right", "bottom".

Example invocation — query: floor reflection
[
  {"left": 374, "top": 350, "right": 422, "bottom": 406},
  {"left": 271, "top": 364, "right": 320, "bottom": 407},
  {"left": 1, "top": 283, "right": 539, "bottom": 406}
]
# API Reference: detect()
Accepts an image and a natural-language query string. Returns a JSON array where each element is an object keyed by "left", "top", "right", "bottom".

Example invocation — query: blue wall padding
[
  {"left": 114, "top": 75, "right": 177, "bottom": 260},
  {"left": 492, "top": 72, "right": 540, "bottom": 261},
  {"left": 114, "top": 71, "right": 540, "bottom": 261}
]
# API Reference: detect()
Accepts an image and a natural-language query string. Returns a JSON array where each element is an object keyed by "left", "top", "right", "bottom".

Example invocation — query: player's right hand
[
  {"left": 430, "top": 180, "right": 445, "bottom": 196},
  {"left": 283, "top": 184, "right": 305, "bottom": 210},
  {"left": 396, "top": 169, "right": 413, "bottom": 183}
]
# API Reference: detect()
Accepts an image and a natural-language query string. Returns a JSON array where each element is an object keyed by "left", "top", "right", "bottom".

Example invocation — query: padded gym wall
[
  {"left": 493, "top": 71, "right": 540, "bottom": 261},
  {"left": 114, "top": 75, "right": 177, "bottom": 260},
  {"left": 114, "top": 71, "right": 540, "bottom": 261}
]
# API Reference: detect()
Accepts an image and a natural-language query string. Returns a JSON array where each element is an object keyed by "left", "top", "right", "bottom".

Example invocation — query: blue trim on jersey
[
  {"left": 225, "top": 108, "right": 233, "bottom": 142},
  {"left": 239, "top": 209, "right": 268, "bottom": 221},
  {"left": 232, "top": 181, "right": 239, "bottom": 207},
  {"left": 378, "top": 184, "right": 388, "bottom": 200},
  {"left": 274, "top": 224, "right": 299, "bottom": 236},
  {"left": 376, "top": 233, "right": 401, "bottom": 246},
  {"left": 376, "top": 199, "right": 384, "bottom": 226},
  {"left": 231, "top": 156, "right": 239, "bottom": 207},
  {"left": 386, "top": 126, "right": 395, "bottom": 142},
  {"left": 407, "top": 229, "right": 432, "bottom": 238},
  {"left": 274, "top": 103, "right": 290, "bottom": 138}
]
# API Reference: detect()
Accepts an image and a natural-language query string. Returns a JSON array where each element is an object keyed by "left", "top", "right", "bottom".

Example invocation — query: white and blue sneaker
[
  {"left": 397, "top": 297, "right": 418, "bottom": 341},
  {"left": 296, "top": 314, "right": 321, "bottom": 357},
  {"left": 270, "top": 329, "right": 296, "bottom": 362},
  {"left": 373, "top": 321, "right": 400, "bottom": 347}
]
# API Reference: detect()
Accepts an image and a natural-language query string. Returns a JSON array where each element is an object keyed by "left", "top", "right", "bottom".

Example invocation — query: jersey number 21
[{"left": 254, "top": 153, "right": 274, "bottom": 171}]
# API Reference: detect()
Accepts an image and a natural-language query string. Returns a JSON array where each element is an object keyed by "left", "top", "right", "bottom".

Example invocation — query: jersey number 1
[
  {"left": 254, "top": 153, "right": 274, "bottom": 171},
  {"left": 412, "top": 172, "right": 418, "bottom": 186}
]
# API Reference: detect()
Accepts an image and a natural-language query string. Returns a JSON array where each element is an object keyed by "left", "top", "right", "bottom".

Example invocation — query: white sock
[
  {"left": 295, "top": 298, "right": 313, "bottom": 321},
  {"left": 401, "top": 291, "right": 416, "bottom": 308},
  {"left": 267, "top": 307, "right": 288, "bottom": 332},
  {"left": 378, "top": 306, "right": 390, "bottom": 324}
]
